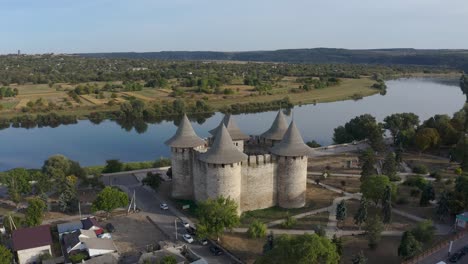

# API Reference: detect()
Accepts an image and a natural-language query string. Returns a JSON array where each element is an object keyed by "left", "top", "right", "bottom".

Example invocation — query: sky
[{"left": 0, "top": 0, "right": 467, "bottom": 54}]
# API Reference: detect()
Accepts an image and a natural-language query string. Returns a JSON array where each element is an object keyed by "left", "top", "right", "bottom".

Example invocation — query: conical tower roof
[
  {"left": 209, "top": 114, "right": 249, "bottom": 140},
  {"left": 270, "top": 120, "right": 313, "bottom": 157},
  {"left": 261, "top": 110, "right": 288, "bottom": 141},
  {"left": 165, "top": 114, "right": 205, "bottom": 148},
  {"left": 199, "top": 124, "right": 248, "bottom": 164}
]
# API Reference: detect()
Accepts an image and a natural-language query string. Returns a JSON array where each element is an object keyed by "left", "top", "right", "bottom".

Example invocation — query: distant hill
[{"left": 78, "top": 48, "right": 468, "bottom": 70}]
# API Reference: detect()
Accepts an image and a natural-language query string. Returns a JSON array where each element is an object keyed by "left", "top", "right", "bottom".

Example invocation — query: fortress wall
[
  {"left": 276, "top": 155, "right": 308, "bottom": 208},
  {"left": 240, "top": 154, "right": 277, "bottom": 212},
  {"left": 205, "top": 162, "right": 242, "bottom": 209},
  {"left": 170, "top": 148, "right": 194, "bottom": 199},
  {"left": 192, "top": 150, "right": 208, "bottom": 202}
]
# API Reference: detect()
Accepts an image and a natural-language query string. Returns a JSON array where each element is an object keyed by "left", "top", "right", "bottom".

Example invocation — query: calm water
[{"left": 0, "top": 78, "right": 464, "bottom": 171}]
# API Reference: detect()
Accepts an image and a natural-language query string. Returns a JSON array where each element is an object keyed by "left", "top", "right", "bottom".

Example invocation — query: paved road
[
  {"left": 419, "top": 232, "right": 468, "bottom": 264},
  {"left": 106, "top": 173, "right": 236, "bottom": 264}
]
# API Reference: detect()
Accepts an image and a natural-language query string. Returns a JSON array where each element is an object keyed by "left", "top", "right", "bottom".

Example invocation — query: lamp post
[{"left": 174, "top": 218, "right": 178, "bottom": 240}]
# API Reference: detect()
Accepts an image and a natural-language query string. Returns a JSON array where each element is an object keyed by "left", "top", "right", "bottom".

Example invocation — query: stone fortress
[{"left": 165, "top": 111, "right": 319, "bottom": 213}]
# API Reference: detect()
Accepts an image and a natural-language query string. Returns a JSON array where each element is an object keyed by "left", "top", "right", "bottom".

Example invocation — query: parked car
[
  {"left": 199, "top": 239, "right": 208, "bottom": 246},
  {"left": 160, "top": 203, "right": 169, "bottom": 210},
  {"left": 209, "top": 246, "right": 223, "bottom": 256},
  {"left": 105, "top": 223, "right": 115, "bottom": 233},
  {"left": 186, "top": 226, "right": 196, "bottom": 236},
  {"left": 182, "top": 221, "right": 190, "bottom": 228},
  {"left": 449, "top": 251, "right": 464, "bottom": 263},
  {"left": 183, "top": 234, "right": 194, "bottom": 244}
]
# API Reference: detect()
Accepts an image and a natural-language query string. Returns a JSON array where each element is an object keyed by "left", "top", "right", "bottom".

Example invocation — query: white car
[
  {"left": 182, "top": 221, "right": 190, "bottom": 228},
  {"left": 183, "top": 234, "right": 194, "bottom": 243},
  {"left": 160, "top": 203, "right": 169, "bottom": 210}
]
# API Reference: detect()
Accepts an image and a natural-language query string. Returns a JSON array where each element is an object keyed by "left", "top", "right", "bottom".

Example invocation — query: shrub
[
  {"left": 247, "top": 219, "right": 267, "bottom": 238},
  {"left": 281, "top": 213, "right": 297, "bottom": 228},
  {"left": 389, "top": 175, "right": 402, "bottom": 182},
  {"left": 396, "top": 197, "right": 409, "bottom": 205},
  {"left": 412, "top": 165, "right": 428, "bottom": 174},
  {"left": 403, "top": 176, "right": 428, "bottom": 190},
  {"left": 69, "top": 253, "right": 87, "bottom": 263}
]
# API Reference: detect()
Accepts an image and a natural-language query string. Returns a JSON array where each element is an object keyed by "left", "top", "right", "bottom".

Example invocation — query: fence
[{"left": 402, "top": 230, "right": 467, "bottom": 264}]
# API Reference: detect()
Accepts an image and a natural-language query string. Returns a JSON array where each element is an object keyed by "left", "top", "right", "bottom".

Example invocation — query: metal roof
[
  {"left": 165, "top": 114, "right": 206, "bottom": 148},
  {"left": 261, "top": 110, "right": 288, "bottom": 141},
  {"left": 13, "top": 225, "right": 52, "bottom": 251},
  {"left": 199, "top": 124, "right": 248, "bottom": 164},
  {"left": 270, "top": 120, "right": 314, "bottom": 157},
  {"left": 209, "top": 114, "right": 249, "bottom": 140}
]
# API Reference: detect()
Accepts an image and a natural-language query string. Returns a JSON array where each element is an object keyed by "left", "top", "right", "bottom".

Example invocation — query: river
[{"left": 0, "top": 77, "right": 464, "bottom": 171}]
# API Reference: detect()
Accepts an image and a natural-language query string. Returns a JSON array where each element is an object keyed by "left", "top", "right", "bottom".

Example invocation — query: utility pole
[
  {"left": 174, "top": 218, "right": 178, "bottom": 240},
  {"left": 78, "top": 201, "right": 82, "bottom": 219}
]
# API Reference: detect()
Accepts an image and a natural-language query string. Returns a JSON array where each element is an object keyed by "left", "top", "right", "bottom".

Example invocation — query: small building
[
  {"left": 12, "top": 225, "right": 53, "bottom": 264},
  {"left": 456, "top": 212, "right": 468, "bottom": 229},
  {"left": 81, "top": 217, "right": 104, "bottom": 236},
  {"left": 57, "top": 220, "right": 83, "bottom": 238},
  {"left": 63, "top": 229, "right": 97, "bottom": 255},
  {"left": 80, "top": 237, "right": 117, "bottom": 257}
]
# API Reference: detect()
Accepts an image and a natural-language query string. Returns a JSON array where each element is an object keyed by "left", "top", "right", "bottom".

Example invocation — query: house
[
  {"left": 81, "top": 217, "right": 104, "bottom": 236},
  {"left": 57, "top": 221, "right": 83, "bottom": 238},
  {"left": 456, "top": 212, "right": 468, "bottom": 229},
  {"left": 81, "top": 237, "right": 117, "bottom": 257},
  {"left": 83, "top": 253, "right": 119, "bottom": 264},
  {"left": 62, "top": 229, "right": 97, "bottom": 255},
  {"left": 12, "top": 225, "right": 53, "bottom": 264}
]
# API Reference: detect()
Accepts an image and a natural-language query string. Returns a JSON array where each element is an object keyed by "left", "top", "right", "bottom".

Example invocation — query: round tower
[
  {"left": 165, "top": 114, "right": 205, "bottom": 199},
  {"left": 270, "top": 120, "right": 314, "bottom": 209},
  {"left": 199, "top": 124, "right": 248, "bottom": 209},
  {"left": 260, "top": 110, "right": 288, "bottom": 147},
  {"left": 209, "top": 114, "right": 249, "bottom": 151}
]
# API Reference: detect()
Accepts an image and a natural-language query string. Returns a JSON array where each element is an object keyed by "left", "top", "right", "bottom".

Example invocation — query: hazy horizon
[{"left": 1, "top": 0, "right": 467, "bottom": 54}]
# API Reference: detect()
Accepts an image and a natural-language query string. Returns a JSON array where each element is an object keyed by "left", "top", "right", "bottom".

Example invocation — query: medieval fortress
[{"left": 165, "top": 111, "right": 317, "bottom": 213}]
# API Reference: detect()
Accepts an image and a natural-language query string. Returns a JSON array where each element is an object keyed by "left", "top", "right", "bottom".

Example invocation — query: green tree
[
  {"left": 255, "top": 234, "right": 340, "bottom": 264},
  {"left": 359, "top": 149, "right": 376, "bottom": 181},
  {"left": 411, "top": 220, "right": 436, "bottom": 243},
  {"left": 331, "top": 235, "right": 343, "bottom": 256},
  {"left": 360, "top": 175, "right": 396, "bottom": 205},
  {"left": 419, "top": 183, "right": 435, "bottom": 207},
  {"left": 455, "top": 175, "right": 468, "bottom": 205},
  {"left": 247, "top": 219, "right": 267, "bottom": 238},
  {"left": 336, "top": 200, "right": 347, "bottom": 222},
  {"left": 354, "top": 197, "right": 368, "bottom": 229},
  {"left": 142, "top": 172, "right": 162, "bottom": 191},
  {"left": 351, "top": 251, "right": 367, "bottom": 264},
  {"left": 382, "top": 152, "right": 397, "bottom": 179},
  {"left": 436, "top": 191, "right": 450, "bottom": 220},
  {"left": 398, "top": 231, "right": 422, "bottom": 260},
  {"left": 460, "top": 74, "right": 468, "bottom": 102},
  {"left": 25, "top": 198, "right": 46, "bottom": 227},
  {"left": 0, "top": 244, "right": 13, "bottom": 264},
  {"left": 382, "top": 185, "right": 392, "bottom": 224},
  {"left": 4, "top": 168, "right": 31, "bottom": 204},
  {"left": 42, "top": 155, "right": 70, "bottom": 190},
  {"left": 383, "top": 113, "right": 419, "bottom": 144},
  {"left": 160, "top": 255, "right": 177, "bottom": 264},
  {"left": 196, "top": 196, "right": 239, "bottom": 240},
  {"left": 103, "top": 159, "right": 123, "bottom": 173},
  {"left": 365, "top": 215, "right": 384, "bottom": 250},
  {"left": 92, "top": 187, "right": 129, "bottom": 215},
  {"left": 414, "top": 128, "right": 440, "bottom": 153}
]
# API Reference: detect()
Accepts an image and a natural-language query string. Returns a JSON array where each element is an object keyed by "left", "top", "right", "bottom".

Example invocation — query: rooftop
[
  {"left": 57, "top": 220, "right": 83, "bottom": 234},
  {"left": 81, "top": 217, "right": 101, "bottom": 230},
  {"left": 209, "top": 114, "right": 249, "bottom": 140},
  {"left": 270, "top": 120, "right": 313, "bottom": 157},
  {"left": 81, "top": 237, "right": 117, "bottom": 251},
  {"left": 199, "top": 124, "right": 248, "bottom": 164},
  {"left": 165, "top": 114, "right": 206, "bottom": 148},
  {"left": 260, "top": 110, "right": 288, "bottom": 141},
  {"left": 13, "top": 225, "right": 52, "bottom": 251}
]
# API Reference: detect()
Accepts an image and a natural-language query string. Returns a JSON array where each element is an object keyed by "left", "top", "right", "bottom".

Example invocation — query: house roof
[
  {"left": 199, "top": 124, "right": 248, "bottom": 164},
  {"left": 270, "top": 120, "right": 314, "bottom": 157},
  {"left": 81, "top": 217, "right": 101, "bottom": 230},
  {"left": 84, "top": 253, "right": 119, "bottom": 264},
  {"left": 260, "top": 110, "right": 288, "bottom": 141},
  {"left": 57, "top": 221, "right": 83, "bottom": 234},
  {"left": 81, "top": 237, "right": 117, "bottom": 251},
  {"left": 457, "top": 212, "right": 468, "bottom": 221},
  {"left": 62, "top": 231, "right": 80, "bottom": 251},
  {"left": 209, "top": 114, "right": 249, "bottom": 140},
  {"left": 165, "top": 114, "right": 206, "bottom": 148},
  {"left": 13, "top": 225, "right": 52, "bottom": 251}
]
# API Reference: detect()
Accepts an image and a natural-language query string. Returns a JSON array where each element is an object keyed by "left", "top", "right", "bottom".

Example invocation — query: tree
[
  {"left": 354, "top": 197, "right": 368, "bottom": 229},
  {"left": 4, "top": 168, "right": 31, "bottom": 204},
  {"left": 360, "top": 175, "right": 396, "bottom": 205},
  {"left": 351, "top": 251, "right": 367, "bottom": 264},
  {"left": 398, "top": 231, "right": 422, "bottom": 260},
  {"left": 331, "top": 235, "right": 343, "bottom": 256},
  {"left": 436, "top": 191, "right": 450, "bottom": 220},
  {"left": 365, "top": 215, "right": 384, "bottom": 250},
  {"left": 419, "top": 183, "right": 435, "bottom": 207},
  {"left": 414, "top": 128, "right": 440, "bottom": 153},
  {"left": 411, "top": 220, "right": 436, "bottom": 243},
  {"left": 383, "top": 113, "right": 419, "bottom": 144},
  {"left": 196, "top": 196, "right": 239, "bottom": 240},
  {"left": 382, "top": 152, "right": 397, "bottom": 179},
  {"left": 25, "top": 198, "right": 46, "bottom": 227},
  {"left": 103, "top": 159, "right": 123, "bottom": 173},
  {"left": 333, "top": 114, "right": 385, "bottom": 150},
  {"left": 382, "top": 185, "right": 392, "bottom": 224},
  {"left": 42, "top": 155, "right": 71, "bottom": 190},
  {"left": 59, "top": 188, "right": 79, "bottom": 213},
  {"left": 92, "top": 187, "right": 129, "bottom": 215},
  {"left": 255, "top": 234, "right": 340, "bottom": 264},
  {"left": 455, "top": 175, "right": 468, "bottom": 205},
  {"left": 359, "top": 149, "right": 376, "bottom": 181},
  {"left": 0, "top": 245, "right": 13, "bottom": 264},
  {"left": 247, "top": 219, "right": 267, "bottom": 238},
  {"left": 336, "top": 200, "right": 347, "bottom": 223},
  {"left": 460, "top": 74, "right": 468, "bottom": 102},
  {"left": 142, "top": 172, "right": 161, "bottom": 190}
]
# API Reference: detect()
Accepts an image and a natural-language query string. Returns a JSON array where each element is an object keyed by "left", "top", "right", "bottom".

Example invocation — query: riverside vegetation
[{"left": 0, "top": 54, "right": 457, "bottom": 130}]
